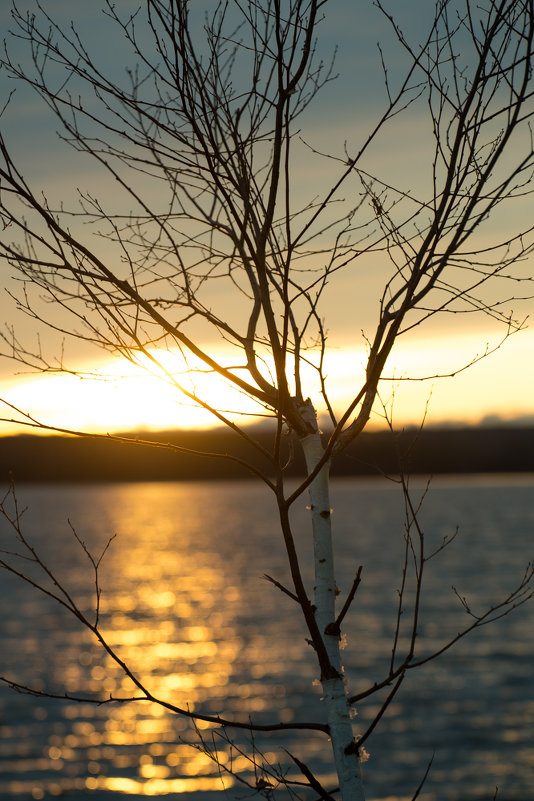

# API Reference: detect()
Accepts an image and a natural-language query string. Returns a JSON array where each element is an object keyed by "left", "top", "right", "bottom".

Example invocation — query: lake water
[{"left": 0, "top": 476, "right": 533, "bottom": 801}]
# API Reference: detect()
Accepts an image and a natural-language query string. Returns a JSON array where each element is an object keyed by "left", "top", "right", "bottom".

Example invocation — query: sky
[{"left": 0, "top": 0, "right": 533, "bottom": 436}]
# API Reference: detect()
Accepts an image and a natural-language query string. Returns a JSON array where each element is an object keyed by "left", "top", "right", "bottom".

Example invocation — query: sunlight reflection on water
[{"left": 1, "top": 476, "right": 533, "bottom": 800}]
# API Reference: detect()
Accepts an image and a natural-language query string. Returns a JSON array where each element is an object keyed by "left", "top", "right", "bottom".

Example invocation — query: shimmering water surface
[{"left": 0, "top": 476, "right": 533, "bottom": 800}]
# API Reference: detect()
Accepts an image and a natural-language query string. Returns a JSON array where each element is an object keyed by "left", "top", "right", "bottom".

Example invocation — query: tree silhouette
[{"left": 1, "top": 1, "right": 534, "bottom": 798}]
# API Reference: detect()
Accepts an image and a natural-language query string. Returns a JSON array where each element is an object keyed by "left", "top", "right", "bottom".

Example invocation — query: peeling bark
[{"left": 300, "top": 404, "right": 366, "bottom": 801}]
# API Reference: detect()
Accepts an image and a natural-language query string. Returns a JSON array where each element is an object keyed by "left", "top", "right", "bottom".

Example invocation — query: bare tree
[{"left": 1, "top": 1, "right": 534, "bottom": 798}]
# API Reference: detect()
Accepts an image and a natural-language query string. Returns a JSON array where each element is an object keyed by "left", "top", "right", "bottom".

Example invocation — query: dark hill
[{"left": 1, "top": 425, "right": 533, "bottom": 482}]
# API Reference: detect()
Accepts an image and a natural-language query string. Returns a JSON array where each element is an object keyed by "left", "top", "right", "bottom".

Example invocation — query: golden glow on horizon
[
  {"left": 0, "top": 349, "right": 266, "bottom": 434},
  {"left": 0, "top": 329, "right": 533, "bottom": 435}
]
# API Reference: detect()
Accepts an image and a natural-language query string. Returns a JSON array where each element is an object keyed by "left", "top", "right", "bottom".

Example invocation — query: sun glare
[
  {"left": 0, "top": 350, "right": 267, "bottom": 435},
  {"left": 0, "top": 330, "right": 533, "bottom": 436}
]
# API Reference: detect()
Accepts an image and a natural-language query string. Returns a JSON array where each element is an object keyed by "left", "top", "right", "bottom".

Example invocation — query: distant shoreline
[{"left": 1, "top": 425, "right": 533, "bottom": 483}]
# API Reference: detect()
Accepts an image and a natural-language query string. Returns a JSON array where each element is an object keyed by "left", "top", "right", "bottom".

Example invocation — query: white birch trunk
[{"left": 300, "top": 417, "right": 366, "bottom": 801}]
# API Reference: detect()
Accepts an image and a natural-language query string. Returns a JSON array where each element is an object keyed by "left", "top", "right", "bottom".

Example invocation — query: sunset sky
[{"left": 0, "top": 0, "right": 533, "bottom": 436}]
